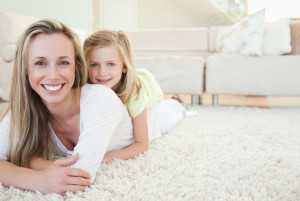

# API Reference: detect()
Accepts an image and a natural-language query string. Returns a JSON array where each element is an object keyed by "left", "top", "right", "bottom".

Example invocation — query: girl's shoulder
[{"left": 136, "top": 68, "right": 155, "bottom": 81}]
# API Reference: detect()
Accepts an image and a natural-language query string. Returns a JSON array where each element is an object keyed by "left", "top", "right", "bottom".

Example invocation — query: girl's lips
[{"left": 97, "top": 78, "right": 111, "bottom": 84}]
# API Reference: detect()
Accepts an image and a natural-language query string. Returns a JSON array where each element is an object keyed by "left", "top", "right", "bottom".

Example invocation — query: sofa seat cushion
[
  {"left": 134, "top": 56, "right": 205, "bottom": 95},
  {"left": 206, "top": 55, "right": 300, "bottom": 96}
]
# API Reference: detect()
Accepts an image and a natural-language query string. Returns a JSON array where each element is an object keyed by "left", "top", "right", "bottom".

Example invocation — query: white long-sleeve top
[{"left": 0, "top": 84, "right": 134, "bottom": 182}]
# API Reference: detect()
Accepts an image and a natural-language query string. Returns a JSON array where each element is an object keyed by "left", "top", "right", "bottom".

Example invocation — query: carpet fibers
[{"left": 1, "top": 106, "right": 300, "bottom": 201}]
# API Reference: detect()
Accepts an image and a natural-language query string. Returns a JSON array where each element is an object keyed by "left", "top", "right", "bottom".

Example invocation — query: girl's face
[
  {"left": 26, "top": 33, "right": 76, "bottom": 106},
  {"left": 87, "top": 45, "right": 126, "bottom": 90}
]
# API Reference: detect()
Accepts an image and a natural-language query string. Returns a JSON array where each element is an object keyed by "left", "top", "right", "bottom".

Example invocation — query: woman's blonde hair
[
  {"left": 5, "top": 19, "right": 87, "bottom": 167},
  {"left": 83, "top": 30, "right": 143, "bottom": 104}
]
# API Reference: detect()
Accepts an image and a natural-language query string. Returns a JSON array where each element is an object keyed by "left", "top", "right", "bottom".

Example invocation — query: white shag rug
[{"left": 1, "top": 105, "right": 300, "bottom": 201}]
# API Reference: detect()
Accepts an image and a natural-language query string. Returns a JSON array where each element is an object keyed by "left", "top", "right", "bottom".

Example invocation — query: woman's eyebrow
[
  {"left": 59, "top": 56, "right": 71, "bottom": 59},
  {"left": 34, "top": 56, "right": 46, "bottom": 60}
]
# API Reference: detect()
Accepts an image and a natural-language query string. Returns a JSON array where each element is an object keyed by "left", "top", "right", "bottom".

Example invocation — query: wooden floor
[{"left": 165, "top": 93, "right": 300, "bottom": 107}]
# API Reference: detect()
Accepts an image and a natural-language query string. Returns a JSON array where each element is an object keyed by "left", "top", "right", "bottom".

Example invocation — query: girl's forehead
[{"left": 91, "top": 45, "right": 121, "bottom": 57}]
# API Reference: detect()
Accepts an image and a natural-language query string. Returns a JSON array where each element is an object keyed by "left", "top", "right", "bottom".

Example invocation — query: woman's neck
[{"left": 48, "top": 87, "right": 81, "bottom": 122}]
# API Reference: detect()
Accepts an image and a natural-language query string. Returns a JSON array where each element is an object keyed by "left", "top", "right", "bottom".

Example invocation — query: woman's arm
[
  {"left": 69, "top": 86, "right": 127, "bottom": 181},
  {"left": 103, "top": 108, "right": 149, "bottom": 163},
  {"left": 0, "top": 153, "right": 91, "bottom": 195},
  {"left": 30, "top": 157, "right": 54, "bottom": 170}
]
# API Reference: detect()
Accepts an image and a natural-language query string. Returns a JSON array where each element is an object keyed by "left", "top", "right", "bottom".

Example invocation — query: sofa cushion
[
  {"left": 216, "top": 9, "right": 265, "bottom": 56},
  {"left": 262, "top": 18, "right": 291, "bottom": 56},
  {"left": 2, "top": 43, "right": 15, "bottom": 62},
  {"left": 206, "top": 55, "right": 300, "bottom": 96},
  {"left": 134, "top": 56, "right": 204, "bottom": 95},
  {"left": 126, "top": 28, "right": 208, "bottom": 52},
  {"left": 0, "top": 11, "right": 39, "bottom": 44},
  {"left": 290, "top": 20, "right": 300, "bottom": 55}
]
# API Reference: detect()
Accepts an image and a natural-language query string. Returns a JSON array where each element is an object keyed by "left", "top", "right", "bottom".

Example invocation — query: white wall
[
  {"left": 0, "top": 0, "right": 93, "bottom": 31},
  {"left": 94, "top": 0, "right": 232, "bottom": 30},
  {"left": 137, "top": 0, "right": 233, "bottom": 29},
  {"left": 95, "top": 0, "right": 137, "bottom": 30},
  {"left": 0, "top": 0, "right": 233, "bottom": 32}
]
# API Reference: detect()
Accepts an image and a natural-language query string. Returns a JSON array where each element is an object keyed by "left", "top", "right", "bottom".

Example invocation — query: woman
[{"left": 0, "top": 19, "right": 134, "bottom": 195}]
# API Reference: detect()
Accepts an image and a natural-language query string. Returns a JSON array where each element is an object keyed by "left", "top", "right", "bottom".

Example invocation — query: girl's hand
[
  {"left": 102, "top": 109, "right": 149, "bottom": 164},
  {"left": 35, "top": 153, "right": 92, "bottom": 195},
  {"left": 103, "top": 151, "right": 118, "bottom": 164}
]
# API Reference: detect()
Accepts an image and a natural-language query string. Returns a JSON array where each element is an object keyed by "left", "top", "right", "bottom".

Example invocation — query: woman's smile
[{"left": 42, "top": 83, "right": 65, "bottom": 92}]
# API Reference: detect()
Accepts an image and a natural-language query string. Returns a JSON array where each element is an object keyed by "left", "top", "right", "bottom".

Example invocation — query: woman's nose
[{"left": 48, "top": 63, "right": 60, "bottom": 79}]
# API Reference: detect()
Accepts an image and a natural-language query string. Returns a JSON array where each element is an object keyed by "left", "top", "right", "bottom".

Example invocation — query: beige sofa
[
  {"left": 126, "top": 23, "right": 300, "bottom": 105},
  {"left": 206, "top": 25, "right": 300, "bottom": 104}
]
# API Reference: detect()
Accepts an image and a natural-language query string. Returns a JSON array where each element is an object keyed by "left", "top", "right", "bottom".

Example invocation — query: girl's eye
[
  {"left": 35, "top": 61, "right": 45, "bottom": 66},
  {"left": 59, "top": 61, "right": 69, "bottom": 65},
  {"left": 108, "top": 63, "right": 115, "bottom": 67},
  {"left": 89, "top": 63, "right": 99, "bottom": 67}
]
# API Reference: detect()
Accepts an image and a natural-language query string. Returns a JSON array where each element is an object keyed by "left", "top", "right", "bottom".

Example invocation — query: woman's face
[
  {"left": 26, "top": 33, "right": 76, "bottom": 106},
  {"left": 87, "top": 45, "right": 126, "bottom": 91}
]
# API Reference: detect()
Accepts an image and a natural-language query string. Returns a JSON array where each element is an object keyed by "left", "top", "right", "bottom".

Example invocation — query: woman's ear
[{"left": 122, "top": 66, "right": 127, "bottom": 73}]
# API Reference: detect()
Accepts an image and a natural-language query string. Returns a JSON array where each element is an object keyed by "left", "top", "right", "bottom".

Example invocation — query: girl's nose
[{"left": 98, "top": 67, "right": 107, "bottom": 77}]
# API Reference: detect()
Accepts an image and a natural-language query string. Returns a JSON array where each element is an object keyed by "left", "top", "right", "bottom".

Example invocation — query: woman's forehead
[{"left": 28, "top": 33, "right": 75, "bottom": 59}]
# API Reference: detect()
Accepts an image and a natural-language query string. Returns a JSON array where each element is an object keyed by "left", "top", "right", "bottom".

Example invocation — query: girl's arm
[
  {"left": 103, "top": 108, "right": 149, "bottom": 163},
  {"left": 0, "top": 153, "right": 91, "bottom": 195}
]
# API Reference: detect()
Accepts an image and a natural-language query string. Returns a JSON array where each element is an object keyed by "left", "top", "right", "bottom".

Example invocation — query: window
[{"left": 248, "top": 0, "right": 300, "bottom": 21}]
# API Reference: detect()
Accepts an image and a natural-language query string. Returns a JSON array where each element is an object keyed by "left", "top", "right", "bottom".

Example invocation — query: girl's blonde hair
[
  {"left": 83, "top": 30, "right": 143, "bottom": 104},
  {"left": 3, "top": 19, "right": 87, "bottom": 167}
]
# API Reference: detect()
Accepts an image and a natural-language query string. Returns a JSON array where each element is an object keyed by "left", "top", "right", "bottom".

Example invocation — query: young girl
[{"left": 84, "top": 30, "right": 194, "bottom": 163}]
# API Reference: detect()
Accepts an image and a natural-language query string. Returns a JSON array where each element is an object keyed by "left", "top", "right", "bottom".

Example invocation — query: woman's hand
[{"left": 35, "top": 153, "right": 92, "bottom": 195}]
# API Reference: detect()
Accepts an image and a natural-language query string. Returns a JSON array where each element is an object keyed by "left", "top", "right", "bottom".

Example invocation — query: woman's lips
[{"left": 42, "top": 83, "right": 65, "bottom": 94}]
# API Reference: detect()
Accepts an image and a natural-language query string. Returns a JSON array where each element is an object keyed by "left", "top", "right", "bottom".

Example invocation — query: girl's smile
[{"left": 96, "top": 78, "right": 112, "bottom": 84}]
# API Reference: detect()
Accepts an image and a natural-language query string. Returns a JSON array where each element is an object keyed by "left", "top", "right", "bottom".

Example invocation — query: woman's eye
[
  {"left": 59, "top": 61, "right": 69, "bottom": 65},
  {"left": 35, "top": 61, "right": 45, "bottom": 66},
  {"left": 108, "top": 63, "right": 115, "bottom": 67}
]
